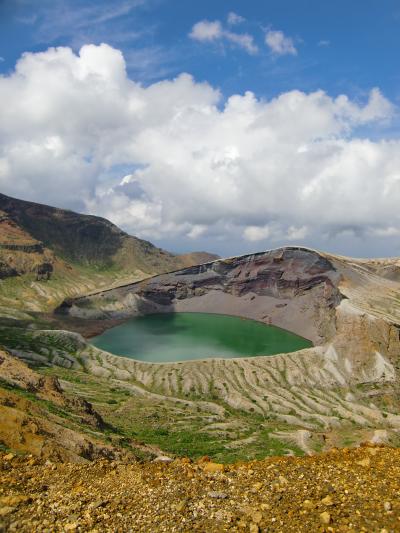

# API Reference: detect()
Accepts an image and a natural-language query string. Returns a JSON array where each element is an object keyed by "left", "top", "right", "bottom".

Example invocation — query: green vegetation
[
  {"left": 0, "top": 377, "right": 83, "bottom": 425},
  {"left": 0, "top": 260, "right": 140, "bottom": 315},
  {"left": 0, "top": 326, "right": 80, "bottom": 359},
  {"left": 39, "top": 366, "right": 303, "bottom": 462},
  {"left": 2, "top": 323, "right": 399, "bottom": 462}
]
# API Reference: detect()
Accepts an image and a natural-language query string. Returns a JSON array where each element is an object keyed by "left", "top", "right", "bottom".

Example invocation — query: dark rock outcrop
[
  {"left": 0, "top": 243, "right": 44, "bottom": 253},
  {"left": 0, "top": 261, "right": 18, "bottom": 279},
  {"left": 35, "top": 262, "right": 53, "bottom": 281}
]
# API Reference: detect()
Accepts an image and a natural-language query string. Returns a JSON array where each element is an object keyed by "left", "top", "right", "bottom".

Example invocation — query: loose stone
[
  {"left": 320, "top": 511, "right": 331, "bottom": 524},
  {"left": 208, "top": 491, "right": 228, "bottom": 499}
]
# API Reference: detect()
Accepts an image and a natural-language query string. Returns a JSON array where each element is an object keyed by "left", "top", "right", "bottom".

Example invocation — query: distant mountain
[{"left": 0, "top": 192, "right": 218, "bottom": 315}]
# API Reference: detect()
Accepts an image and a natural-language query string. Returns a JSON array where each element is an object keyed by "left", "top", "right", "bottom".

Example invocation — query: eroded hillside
[
  {"left": 2, "top": 246, "right": 399, "bottom": 458},
  {"left": 0, "top": 349, "right": 161, "bottom": 463}
]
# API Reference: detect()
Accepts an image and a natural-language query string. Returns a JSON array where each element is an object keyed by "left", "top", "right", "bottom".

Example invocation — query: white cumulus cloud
[
  {"left": 265, "top": 30, "right": 297, "bottom": 56},
  {"left": 189, "top": 20, "right": 223, "bottom": 42},
  {"left": 189, "top": 18, "right": 258, "bottom": 55},
  {"left": 227, "top": 12, "right": 245, "bottom": 26},
  {"left": 0, "top": 43, "right": 399, "bottom": 257}
]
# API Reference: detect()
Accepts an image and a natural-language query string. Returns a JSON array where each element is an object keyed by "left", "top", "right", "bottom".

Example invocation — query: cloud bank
[{"left": 0, "top": 44, "right": 399, "bottom": 255}]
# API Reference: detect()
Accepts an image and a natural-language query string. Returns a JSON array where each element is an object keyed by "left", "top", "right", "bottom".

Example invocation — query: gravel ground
[{"left": 0, "top": 445, "right": 399, "bottom": 532}]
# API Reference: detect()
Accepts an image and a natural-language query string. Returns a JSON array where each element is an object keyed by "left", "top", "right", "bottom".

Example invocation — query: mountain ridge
[
  {"left": 0, "top": 192, "right": 218, "bottom": 272},
  {"left": 0, "top": 192, "right": 218, "bottom": 316}
]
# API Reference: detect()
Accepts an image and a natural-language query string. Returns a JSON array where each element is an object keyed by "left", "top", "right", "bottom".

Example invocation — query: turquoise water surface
[{"left": 91, "top": 313, "right": 312, "bottom": 363}]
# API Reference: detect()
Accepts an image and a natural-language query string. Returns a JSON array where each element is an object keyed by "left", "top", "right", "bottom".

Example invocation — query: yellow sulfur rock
[
  {"left": 356, "top": 457, "right": 371, "bottom": 467},
  {"left": 321, "top": 495, "right": 334, "bottom": 506},
  {"left": 203, "top": 462, "right": 224, "bottom": 473},
  {"left": 320, "top": 511, "right": 331, "bottom": 524}
]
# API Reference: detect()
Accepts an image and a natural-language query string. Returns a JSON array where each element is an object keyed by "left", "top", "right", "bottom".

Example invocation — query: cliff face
[{"left": 59, "top": 247, "right": 343, "bottom": 344}]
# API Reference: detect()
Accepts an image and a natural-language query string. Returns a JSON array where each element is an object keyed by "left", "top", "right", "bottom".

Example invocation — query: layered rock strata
[{"left": 58, "top": 247, "right": 343, "bottom": 345}]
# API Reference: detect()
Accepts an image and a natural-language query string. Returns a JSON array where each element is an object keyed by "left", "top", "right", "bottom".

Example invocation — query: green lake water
[{"left": 91, "top": 313, "right": 312, "bottom": 363}]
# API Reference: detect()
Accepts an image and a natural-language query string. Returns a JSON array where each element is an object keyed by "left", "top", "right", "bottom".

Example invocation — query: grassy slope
[
  {"left": 0, "top": 192, "right": 209, "bottom": 275},
  {"left": 4, "top": 326, "right": 400, "bottom": 462},
  {"left": 0, "top": 325, "right": 303, "bottom": 462},
  {"left": 39, "top": 366, "right": 303, "bottom": 463},
  {"left": 0, "top": 262, "right": 147, "bottom": 317}
]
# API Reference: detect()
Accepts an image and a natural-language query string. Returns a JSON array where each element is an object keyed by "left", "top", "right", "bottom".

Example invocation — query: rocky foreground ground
[{"left": 0, "top": 446, "right": 399, "bottom": 533}]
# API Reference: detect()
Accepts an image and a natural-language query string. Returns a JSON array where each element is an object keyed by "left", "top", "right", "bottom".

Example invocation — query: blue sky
[
  {"left": 2, "top": 0, "right": 400, "bottom": 102},
  {"left": 1, "top": 0, "right": 400, "bottom": 257}
]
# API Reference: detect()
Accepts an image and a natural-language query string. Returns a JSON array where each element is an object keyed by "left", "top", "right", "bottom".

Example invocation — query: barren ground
[{"left": 0, "top": 446, "right": 399, "bottom": 532}]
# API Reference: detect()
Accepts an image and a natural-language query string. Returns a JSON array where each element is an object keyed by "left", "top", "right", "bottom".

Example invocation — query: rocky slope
[
  {"left": 0, "top": 445, "right": 399, "bottom": 532},
  {"left": 0, "top": 209, "right": 55, "bottom": 280},
  {"left": 0, "top": 349, "right": 161, "bottom": 463}
]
